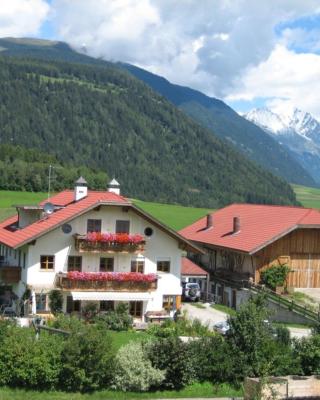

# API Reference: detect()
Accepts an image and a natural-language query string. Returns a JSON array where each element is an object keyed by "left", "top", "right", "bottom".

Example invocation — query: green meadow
[
  {"left": 1, "top": 184, "right": 319, "bottom": 229},
  {"left": 292, "top": 184, "right": 320, "bottom": 208},
  {"left": 0, "top": 190, "right": 212, "bottom": 230}
]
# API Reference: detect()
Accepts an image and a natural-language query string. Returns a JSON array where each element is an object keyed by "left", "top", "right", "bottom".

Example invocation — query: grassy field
[
  {"left": 292, "top": 184, "right": 320, "bottom": 208},
  {"left": 0, "top": 190, "right": 48, "bottom": 222},
  {"left": 134, "top": 199, "right": 212, "bottom": 230},
  {"left": 210, "top": 304, "right": 237, "bottom": 317},
  {"left": 0, "top": 190, "right": 213, "bottom": 230},
  {"left": 0, "top": 383, "right": 243, "bottom": 400}
]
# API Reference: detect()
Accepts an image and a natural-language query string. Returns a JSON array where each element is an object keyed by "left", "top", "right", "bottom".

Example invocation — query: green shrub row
[{"left": 0, "top": 296, "right": 319, "bottom": 393}]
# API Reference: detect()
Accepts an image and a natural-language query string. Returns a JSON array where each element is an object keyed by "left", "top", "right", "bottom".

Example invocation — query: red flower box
[{"left": 67, "top": 271, "right": 157, "bottom": 283}]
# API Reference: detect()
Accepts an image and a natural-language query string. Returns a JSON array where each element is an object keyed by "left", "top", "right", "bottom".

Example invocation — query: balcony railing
[
  {"left": 0, "top": 266, "right": 21, "bottom": 284},
  {"left": 55, "top": 272, "right": 157, "bottom": 291},
  {"left": 74, "top": 233, "right": 145, "bottom": 253}
]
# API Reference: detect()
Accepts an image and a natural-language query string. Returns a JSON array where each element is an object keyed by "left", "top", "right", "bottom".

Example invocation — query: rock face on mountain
[{"left": 245, "top": 108, "right": 320, "bottom": 184}]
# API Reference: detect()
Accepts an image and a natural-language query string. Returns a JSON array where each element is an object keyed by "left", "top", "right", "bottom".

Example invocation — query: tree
[
  {"left": 227, "top": 294, "right": 281, "bottom": 378},
  {"left": 48, "top": 290, "right": 63, "bottom": 315}
]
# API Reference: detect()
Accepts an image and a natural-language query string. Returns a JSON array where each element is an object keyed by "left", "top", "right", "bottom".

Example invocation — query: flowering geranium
[
  {"left": 85, "top": 232, "right": 145, "bottom": 244},
  {"left": 67, "top": 271, "right": 157, "bottom": 282}
]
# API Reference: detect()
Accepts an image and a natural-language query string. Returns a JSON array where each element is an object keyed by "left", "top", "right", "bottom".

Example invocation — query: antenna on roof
[{"left": 48, "top": 165, "right": 53, "bottom": 199}]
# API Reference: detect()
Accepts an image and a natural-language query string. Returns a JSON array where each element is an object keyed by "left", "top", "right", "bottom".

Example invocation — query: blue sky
[{"left": 1, "top": 0, "right": 320, "bottom": 118}]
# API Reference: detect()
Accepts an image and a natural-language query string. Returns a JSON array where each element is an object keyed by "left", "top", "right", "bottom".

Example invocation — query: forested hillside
[
  {"left": 0, "top": 48, "right": 298, "bottom": 207},
  {"left": 0, "top": 144, "right": 108, "bottom": 192},
  {"left": 123, "top": 64, "right": 315, "bottom": 187}
]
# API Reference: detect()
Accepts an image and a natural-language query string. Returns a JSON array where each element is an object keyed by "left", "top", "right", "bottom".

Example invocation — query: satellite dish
[
  {"left": 62, "top": 224, "right": 72, "bottom": 234},
  {"left": 43, "top": 202, "right": 54, "bottom": 215}
]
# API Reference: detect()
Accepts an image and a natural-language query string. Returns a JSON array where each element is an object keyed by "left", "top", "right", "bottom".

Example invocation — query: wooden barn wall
[{"left": 254, "top": 229, "right": 320, "bottom": 288}]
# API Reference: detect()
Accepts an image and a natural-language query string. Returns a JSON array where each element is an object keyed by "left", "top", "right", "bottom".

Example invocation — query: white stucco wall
[{"left": 12, "top": 205, "right": 183, "bottom": 312}]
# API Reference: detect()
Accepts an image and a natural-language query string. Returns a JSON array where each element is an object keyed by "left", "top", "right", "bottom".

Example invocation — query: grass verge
[
  {"left": 210, "top": 304, "right": 237, "bottom": 317},
  {"left": 0, "top": 383, "right": 243, "bottom": 399}
]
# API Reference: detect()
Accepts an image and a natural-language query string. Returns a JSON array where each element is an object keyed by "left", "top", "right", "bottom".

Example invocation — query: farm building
[
  {"left": 0, "top": 178, "right": 200, "bottom": 320},
  {"left": 180, "top": 204, "right": 320, "bottom": 308}
]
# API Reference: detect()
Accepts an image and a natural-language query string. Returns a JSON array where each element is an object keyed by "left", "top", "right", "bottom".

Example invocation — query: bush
[
  {"left": 60, "top": 325, "right": 114, "bottom": 392},
  {"left": 148, "top": 337, "right": 195, "bottom": 390},
  {"left": 146, "top": 314, "right": 211, "bottom": 338},
  {"left": 0, "top": 327, "right": 63, "bottom": 389},
  {"left": 261, "top": 264, "right": 291, "bottom": 290},
  {"left": 112, "top": 341, "right": 165, "bottom": 391},
  {"left": 95, "top": 303, "right": 133, "bottom": 331},
  {"left": 82, "top": 302, "right": 99, "bottom": 323},
  {"left": 50, "top": 314, "right": 84, "bottom": 333},
  {"left": 294, "top": 334, "right": 320, "bottom": 375},
  {"left": 48, "top": 290, "right": 63, "bottom": 315},
  {"left": 188, "top": 335, "right": 235, "bottom": 384}
]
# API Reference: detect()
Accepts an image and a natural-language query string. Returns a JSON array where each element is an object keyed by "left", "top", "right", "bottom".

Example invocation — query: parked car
[
  {"left": 213, "top": 320, "right": 230, "bottom": 335},
  {"left": 182, "top": 282, "right": 201, "bottom": 302}
]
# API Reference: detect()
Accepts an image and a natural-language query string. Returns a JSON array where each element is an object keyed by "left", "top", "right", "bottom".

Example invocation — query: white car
[
  {"left": 213, "top": 320, "right": 230, "bottom": 335},
  {"left": 182, "top": 282, "right": 201, "bottom": 302}
]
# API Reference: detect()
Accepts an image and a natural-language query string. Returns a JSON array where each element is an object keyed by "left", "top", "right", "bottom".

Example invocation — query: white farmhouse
[{"left": 0, "top": 178, "right": 200, "bottom": 320}]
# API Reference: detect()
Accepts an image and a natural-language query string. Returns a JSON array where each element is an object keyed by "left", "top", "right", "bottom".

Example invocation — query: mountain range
[
  {"left": 245, "top": 108, "right": 320, "bottom": 184},
  {"left": 122, "top": 64, "right": 315, "bottom": 187},
  {"left": 0, "top": 37, "right": 302, "bottom": 207}
]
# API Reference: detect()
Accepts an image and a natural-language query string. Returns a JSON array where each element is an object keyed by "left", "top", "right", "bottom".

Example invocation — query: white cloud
[
  {"left": 47, "top": 0, "right": 320, "bottom": 116},
  {"left": 227, "top": 45, "right": 320, "bottom": 119},
  {"left": 0, "top": 0, "right": 49, "bottom": 37}
]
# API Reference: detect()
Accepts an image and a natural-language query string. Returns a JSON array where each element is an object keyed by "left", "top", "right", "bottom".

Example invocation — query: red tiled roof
[
  {"left": 0, "top": 190, "right": 130, "bottom": 248},
  {"left": 179, "top": 204, "right": 320, "bottom": 254},
  {"left": 181, "top": 257, "right": 208, "bottom": 276}
]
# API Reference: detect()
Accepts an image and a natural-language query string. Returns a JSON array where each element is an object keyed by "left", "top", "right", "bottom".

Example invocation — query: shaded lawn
[
  {"left": 0, "top": 383, "right": 243, "bottom": 399},
  {"left": 108, "top": 330, "right": 150, "bottom": 351}
]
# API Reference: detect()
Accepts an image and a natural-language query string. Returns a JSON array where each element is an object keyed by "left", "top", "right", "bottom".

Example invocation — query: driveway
[
  {"left": 181, "top": 303, "right": 228, "bottom": 329},
  {"left": 182, "top": 303, "right": 311, "bottom": 338}
]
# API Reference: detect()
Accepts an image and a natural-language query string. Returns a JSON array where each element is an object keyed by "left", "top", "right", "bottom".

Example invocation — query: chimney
[
  {"left": 206, "top": 213, "right": 213, "bottom": 229},
  {"left": 74, "top": 176, "right": 88, "bottom": 201},
  {"left": 107, "top": 178, "right": 120, "bottom": 195},
  {"left": 233, "top": 216, "right": 241, "bottom": 234}
]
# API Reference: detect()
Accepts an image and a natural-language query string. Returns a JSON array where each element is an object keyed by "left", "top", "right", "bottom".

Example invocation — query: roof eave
[{"left": 7, "top": 200, "right": 132, "bottom": 250}]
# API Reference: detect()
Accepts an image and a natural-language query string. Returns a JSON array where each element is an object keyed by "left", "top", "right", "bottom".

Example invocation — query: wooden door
[{"left": 289, "top": 253, "right": 320, "bottom": 288}]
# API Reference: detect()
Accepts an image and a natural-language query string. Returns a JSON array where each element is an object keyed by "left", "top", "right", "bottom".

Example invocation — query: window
[
  {"left": 163, "top": 295, "right": 175, "bottom": 311},
  {"left": 157, "top": 260, "right": 170, "bottom": 273},
  {"left": 66, "top": 296, "right": 81, "bottom": 313},
  {"left": 129, "top": 301, "right": 143, "bottom": 317},
  {"left": 36, "top": 294, "right": 47, "bottom": 312},
  {"left": 87, "top": 219, "right": 101, "bottom": 233},
  {"left": 100, "top": 257, "right": 114, "bottom": 272},
  {"left": 68, "top": 256, "right": 82, "bottom": 272},
  {"left": 100, "top": 301, "right": 114, "bottom": 311},
  {"left": 131, "top": 260, "right": 145, "bottom": 273},
  {"left": 40, "top": 255, "right": 54, "bottom": 270},
  {"left": 144, "top": 227, "right": 153, "bottom": 237},
  {"left": 116, "top": 220, "right": 130, "bottom": 234}
]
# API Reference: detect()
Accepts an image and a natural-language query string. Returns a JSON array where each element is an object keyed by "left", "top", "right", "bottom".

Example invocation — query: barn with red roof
[{"left": 180, "top": 203, "right": 320, "bottom": 308}]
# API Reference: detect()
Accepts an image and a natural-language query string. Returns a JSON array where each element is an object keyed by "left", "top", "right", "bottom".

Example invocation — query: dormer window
[{"left": 87, "top": 219, "right": 101, "bottom": 233}]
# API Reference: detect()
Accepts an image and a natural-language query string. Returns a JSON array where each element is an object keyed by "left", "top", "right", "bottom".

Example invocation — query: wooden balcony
[
  {"left": 0, "top": 266, "right": 21, "bottom": 284},
  {"left": 55, "top": 273, "right": 157, "bottom": 292},
  {"left": 74, "top": 234, "right": 145, "bottom": 254}
]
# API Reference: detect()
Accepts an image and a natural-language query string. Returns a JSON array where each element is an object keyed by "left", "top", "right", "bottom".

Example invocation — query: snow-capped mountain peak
[
  {"left": 244, "top": 107, "right": 320, "bottom": 184},
  {"left": 245, "top": 108, "right": 287, "bottom": 134}
]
